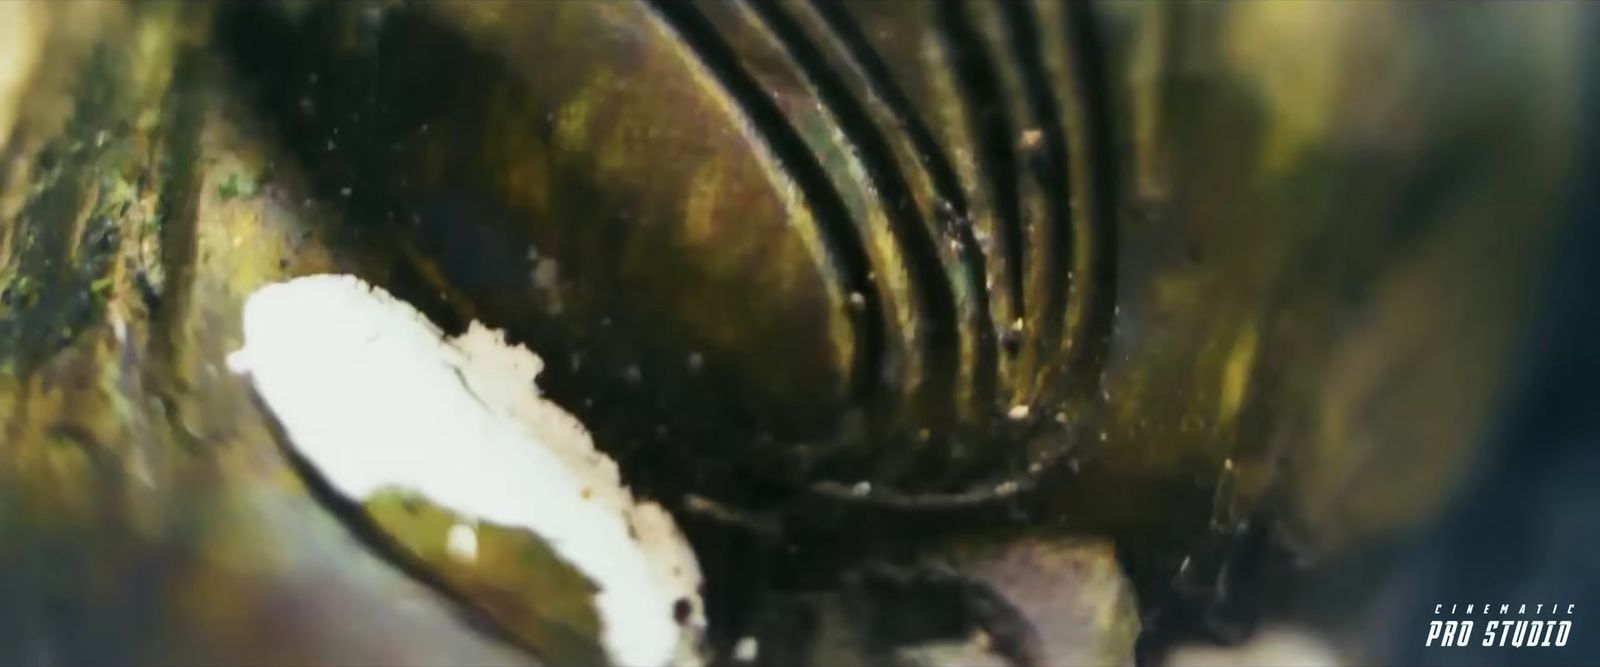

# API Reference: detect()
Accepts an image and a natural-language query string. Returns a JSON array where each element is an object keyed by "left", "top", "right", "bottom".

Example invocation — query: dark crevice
[
  {"left": 144, "top": 46, "right": 208, "bottom": 456},
  {"left": 742, "top": 0, "right": 971, "bottom": 433},
  {"left": 1062, "top": 2, "right": 1120, "bottom": 392},
  {"left": 803, "top": 1, "right": 971, "bottom": 220},
  {"left": 935, "top": 1, "right": 1028, "bottom": 330},
  {"left": 1000, "top": 0, "right": 1075, "bottom": 352},
  {"left": 645, "top": 0, "right": 887, "bottom": 410},
  {"left": 150, "top": 53, "right": 203, "bottom": 362},
  {"left": 802, "top": 0, "right": 1001, "bottom": 402}
]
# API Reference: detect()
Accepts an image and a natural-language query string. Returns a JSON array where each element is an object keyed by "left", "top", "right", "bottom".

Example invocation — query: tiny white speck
[
  {"left": 340, "top": 187, "right": 352, "bottom": 197},
  {"left": 848, "top": 292, "right": 865, "bottom": 309},
  {"left": 1007, "top": 404, "right": 1030, "bottom": 421},
  {"left": 447, "top": 522, "right": 479, "bottom": 564},
  {"left": 734, "top": 636, "right": 759, "bottom": 663},
  {"left": 851, "top": 481, "right": 872, "bottom": 496}
]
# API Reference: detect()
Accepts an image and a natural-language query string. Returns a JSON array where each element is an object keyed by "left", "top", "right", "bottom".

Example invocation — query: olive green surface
[
  {"left": 362, "top": 488, "right": 607, "bottom": 666},
  {"left": 0, "top": 5, "right": 532, "bottom": 663},
  {"left": 0, "top": 1, "right": 1587, "bottom": 664}
]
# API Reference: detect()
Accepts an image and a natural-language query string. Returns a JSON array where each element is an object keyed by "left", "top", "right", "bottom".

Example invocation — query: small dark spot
[
  {"left": 134, "top": 272, "right": 161, "bottom": 312},
  {"left": 400, "top": 496, "right": 422, "bottom": 515},
  {"left": 673, "top": 598, "right": 692, "bottom": 625},
  {"left": 278, "top": 258, "right": 289, "bottom": 270},
  {"left": 1000, "top": 329, "right": 1023, "bottom": 356},
  {"left": 36, "top": 146, "right": 58, "bottom": 171},
  {"left": 91, "top": 224, "right": 118, "bottom": 252}
]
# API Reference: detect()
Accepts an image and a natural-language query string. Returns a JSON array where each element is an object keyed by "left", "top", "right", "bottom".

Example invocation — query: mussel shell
[
  {"left": 212, "top": 0, "right": 1126, "bottom": 502},
  {"left": 0, "top": 0, "right": 1593, "bottom": 663}
]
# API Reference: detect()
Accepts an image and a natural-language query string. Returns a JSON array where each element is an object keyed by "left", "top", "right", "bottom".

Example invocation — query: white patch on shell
[
  {"left": 228, "top": 274, "right": 704, "bottom": 667},
  {"left": 446, "top": 522, "right": 478, "bottom": 565},
  {"left": 733, "top": 636, "right": 759, "bottom": 663}
]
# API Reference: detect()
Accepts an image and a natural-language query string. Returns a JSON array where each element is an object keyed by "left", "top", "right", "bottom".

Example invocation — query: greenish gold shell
[
  {"left": 0, "top": 0, "right": 1586, "bottom": 663},
  {"left": 363, "top": 488, "right": 606, "bottom": 666}
]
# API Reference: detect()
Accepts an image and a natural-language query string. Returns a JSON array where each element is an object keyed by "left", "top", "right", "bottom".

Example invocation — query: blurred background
[{"left": 0, "top": 1, "right": 1596, "bottom": 665}]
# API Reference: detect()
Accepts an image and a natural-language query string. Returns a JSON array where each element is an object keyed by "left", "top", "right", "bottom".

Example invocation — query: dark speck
[
  {"left": 673, "top": 598, "right": 691, "bottom": 625},
  {"left": 399, "top": 496, "right": 422, "bottom": 515},
  {"left": 135, "top": 272, "right": 161, "bottom": 312},
  {"left": 1001, "top": 329, "right": 1022, "bottom": 356}
]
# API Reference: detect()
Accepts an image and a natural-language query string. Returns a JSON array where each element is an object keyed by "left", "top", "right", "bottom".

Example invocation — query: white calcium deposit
[{"left": 227, "top": 274, "right": 703, "bottom": 667}]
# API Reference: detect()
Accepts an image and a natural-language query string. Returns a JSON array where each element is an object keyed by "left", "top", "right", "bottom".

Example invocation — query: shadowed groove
[
  {"left": 742, "top": 0, "right": 973, "bottom": 427},
  {"left": 801, "top": 0, "right": 1126, "bottom": 510},
  {"left": 802, "top": 0, "right": 969, "bottom": 216},
  {"left": 1062, "top": 1, "right": 1120, "bottom": 390},
  {"left": 1000, "top": 0, "right": 1075, "bottom": 354},
  {"left": 935, "top": 0, "right": 1028, "bottom": 329},
  {"left": 801, "top": 0, "right": 993, "bottom": 311},
  {"left": 797, "top": 0, "right": 1001, "bottom": 423},
  {"left": 645, "top": 0, "right": 887, "bottom": 406}
]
